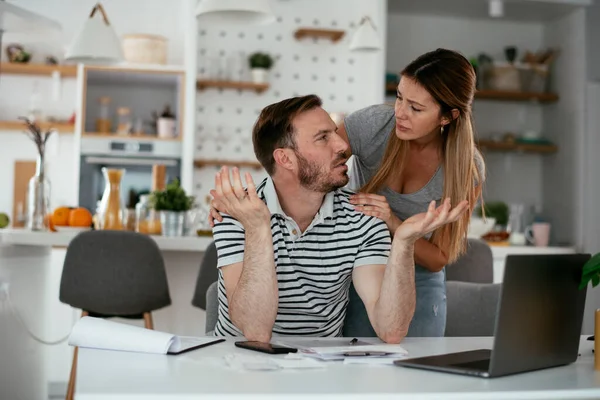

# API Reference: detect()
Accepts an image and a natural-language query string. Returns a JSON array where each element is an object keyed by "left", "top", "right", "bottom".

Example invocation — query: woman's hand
[{"left": 349, "top": 193, "right": 402, "bottom": 233}]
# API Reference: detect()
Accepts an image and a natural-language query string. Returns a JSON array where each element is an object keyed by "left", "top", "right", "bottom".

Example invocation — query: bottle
[
  {"left": 96, "top": 97, "right": 112, "bottom": 133},
  {"left": 28, "top": 81, "right": 43, "bottom": 122}
]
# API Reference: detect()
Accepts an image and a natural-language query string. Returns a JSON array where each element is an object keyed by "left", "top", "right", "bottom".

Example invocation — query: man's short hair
[{"left": 252, "top": 94, "right": 323, "bottom": 175}]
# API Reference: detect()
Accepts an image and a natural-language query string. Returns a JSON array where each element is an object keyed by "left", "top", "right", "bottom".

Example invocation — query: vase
[
  {"left": 26, "top": 154, "right": 51, "bottom": 231},
  {"left": 98, "top": 168, "right": 125, "bottom": 230},
  {"left": 251, "top": 68, "right": 268, "bottom": 84},
  {"left": 160, "top": 211, "right": 186, "bottom": 237}
]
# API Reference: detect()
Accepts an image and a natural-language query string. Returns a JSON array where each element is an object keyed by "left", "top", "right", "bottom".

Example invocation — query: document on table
[
  {"left": 68, "top": 316, "right": 224, "bottom": 355},
  {"left": 275, "top": 339, "right": 409, "bottom": 361}
]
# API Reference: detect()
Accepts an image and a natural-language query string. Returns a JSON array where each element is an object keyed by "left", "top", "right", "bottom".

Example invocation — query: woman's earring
[{"left": 440, "top": 125, "right": 444, "bottom": 135}]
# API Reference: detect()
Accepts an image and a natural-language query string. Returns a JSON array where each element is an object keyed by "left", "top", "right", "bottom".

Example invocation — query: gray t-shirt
[{"left": 344, "top": 104, "right": 443, "bottom": 236}]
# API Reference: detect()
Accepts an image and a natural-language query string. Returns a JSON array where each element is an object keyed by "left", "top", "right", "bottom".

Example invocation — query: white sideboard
[{"left": 490, "top": 245, "right": 577, "bottom": 283}]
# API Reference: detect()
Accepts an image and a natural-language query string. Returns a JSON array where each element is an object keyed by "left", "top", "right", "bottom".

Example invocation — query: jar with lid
[
  {"left": 96, "top": 96, "right": 112, "bottom": 133},
  {"left": 135, "top": 194, "right": 162, "bottom": 235},
  {"left": 116, "top": 107, "right": 132, "bottom": 135}
]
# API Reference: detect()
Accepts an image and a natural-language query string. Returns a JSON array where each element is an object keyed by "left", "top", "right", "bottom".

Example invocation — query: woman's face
[{"left": 394, "top": 76, "right": 446, "bottom": 141}]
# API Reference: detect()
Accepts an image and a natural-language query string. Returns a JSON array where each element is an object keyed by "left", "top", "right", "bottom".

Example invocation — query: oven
[{"left": 78, "top": 137, "right": 182, "bottom": 213}]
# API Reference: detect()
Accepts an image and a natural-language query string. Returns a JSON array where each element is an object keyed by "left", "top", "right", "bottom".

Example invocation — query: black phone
[{"left": 234, "top": 340, "right": 297, "bottom": 354}]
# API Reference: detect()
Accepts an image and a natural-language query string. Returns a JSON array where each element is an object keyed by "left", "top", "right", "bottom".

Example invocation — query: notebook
[{"left": 68, "top": 316, "right": 224, "bottom": 355}]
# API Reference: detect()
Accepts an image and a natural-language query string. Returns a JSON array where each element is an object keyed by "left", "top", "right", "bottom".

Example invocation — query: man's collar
[{"left": 263, "top": 177, "right": 335, "bottom": 220}]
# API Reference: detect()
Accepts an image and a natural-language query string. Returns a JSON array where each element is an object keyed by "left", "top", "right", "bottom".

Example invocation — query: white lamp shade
[
  {"left": 195, "top": 0, "right": 276, "bottom": 25},
  {"left": 0, "top": 1, "right": 62, "bottom": 34},
  {"left": 65, "top": 6, "right": 123, "bottom": 64},
  {"left": 349, "top": 17, "right": 381, "bottom": 52}
]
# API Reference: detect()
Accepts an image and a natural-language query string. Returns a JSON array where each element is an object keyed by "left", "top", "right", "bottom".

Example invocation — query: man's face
[{"left": 291, "top": 107, "right": 350, "bottom": 193}]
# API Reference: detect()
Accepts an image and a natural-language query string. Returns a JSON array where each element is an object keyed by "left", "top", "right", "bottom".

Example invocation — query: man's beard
[{"left": 295, "top": 151, "right": 349, "bottom": 193}]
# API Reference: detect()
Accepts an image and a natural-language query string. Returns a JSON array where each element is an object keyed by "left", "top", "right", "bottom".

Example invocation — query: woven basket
[{"left": 122, "top": 34, "right": 167, "bottom": 65}]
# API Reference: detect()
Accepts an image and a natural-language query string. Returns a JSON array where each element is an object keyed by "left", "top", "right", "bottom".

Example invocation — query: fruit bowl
[{"left": 54, "top": 226, "right": 92, "bottom": 233}]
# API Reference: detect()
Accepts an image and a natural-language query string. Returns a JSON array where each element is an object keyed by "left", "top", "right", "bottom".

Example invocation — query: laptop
[{"left": 394, "top": 253, "right": 590, "bottom": 378}]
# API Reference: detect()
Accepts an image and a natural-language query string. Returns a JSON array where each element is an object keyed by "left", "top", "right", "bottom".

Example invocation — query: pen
[
  {"left": 349, "top": 338, "right": 358, "bottom": 345},
  {"left": 343, "top": 351, "right": 393, "bottom": 357}
]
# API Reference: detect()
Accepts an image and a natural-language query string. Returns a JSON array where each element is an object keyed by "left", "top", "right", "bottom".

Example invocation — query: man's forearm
[
  {"left": 229, "top": 223, "right": 278, "bottom": 341},
  {"left": 372, "top": 238, "right": 417, "bottom": 343}
]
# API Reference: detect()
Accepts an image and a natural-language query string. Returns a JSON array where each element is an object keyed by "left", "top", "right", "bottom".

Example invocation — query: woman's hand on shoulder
[{"left": 349, "top": 193, "right": 401, "bottom": 232}]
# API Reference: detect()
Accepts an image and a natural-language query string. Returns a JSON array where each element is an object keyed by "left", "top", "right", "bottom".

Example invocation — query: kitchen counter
[{"left": 0, "top": 228, "right": 212, "bottom": 252}]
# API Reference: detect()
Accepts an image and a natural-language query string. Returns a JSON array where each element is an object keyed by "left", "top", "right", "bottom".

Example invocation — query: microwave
[{"left": 78, "top": 137, "right": 182, "bottom": 213}]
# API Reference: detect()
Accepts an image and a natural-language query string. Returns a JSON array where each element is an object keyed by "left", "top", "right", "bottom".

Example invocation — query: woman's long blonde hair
[{"left": 362, "top": 49, "right": 485, "bottom": 263}]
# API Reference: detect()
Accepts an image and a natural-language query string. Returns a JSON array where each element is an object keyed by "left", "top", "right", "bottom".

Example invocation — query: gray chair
[
  {"left": 59, "top": 230, "right": 171, "bottom": 400},
  {"left": 445, "top": 281, "right": 501, "bottom": 337},
  {"left": 446, "top": 239, "right": 494, "bottom": 283},
  {"left": 191, "top": 241, "right": 219, "bottom": 310},
  {"left": 205, "top": 281, "right": 219, "bottom": 334}
]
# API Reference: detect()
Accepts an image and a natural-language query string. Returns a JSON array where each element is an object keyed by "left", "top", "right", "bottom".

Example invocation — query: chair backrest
[
  {"left": 191, "top": 241, "right": 219, "bottom": 310},
  {"left": 59, "top": 230, "right": 171, "bottom": 316},
  {"left": 445, "top": 281, "right": 501, "bottom": 337},
  {"left": 446, "top": 239, "right": 494, "bottom": 283},
  {"left": 205, "top": 281, "right": 219, "bottom": 334}
]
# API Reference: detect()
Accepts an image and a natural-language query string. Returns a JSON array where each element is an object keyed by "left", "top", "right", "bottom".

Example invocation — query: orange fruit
[
  {"left": 46, "top": 213, "right": 56, "bottom": 232},
  {"left": 68, "top": 208, "right": 93, "bottom": 227},
  {"left": 52, "top": 207, "right": 71, "bottom": 226}
]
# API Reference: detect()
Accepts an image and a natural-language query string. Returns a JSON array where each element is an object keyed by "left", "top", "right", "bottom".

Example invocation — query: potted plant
[
  {"left": 149, "top": 178, "right": 194, "bottom": 237},
  {"left": 248, "top": 52, "right": 274, "bottom": 84},
  {"left": 579, "top": 255, "right": 600, "bottom": 370},
  {"left": 475, "top": 201, "right": 509, "bottom": 229},
  {"left": 152, "top": 104, "right": 176, "bottom": 139}
]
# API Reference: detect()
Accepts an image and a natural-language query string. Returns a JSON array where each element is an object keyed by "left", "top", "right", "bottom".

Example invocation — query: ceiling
[{"left": 387, "top": 0, "right": 592, "bottom": 23}]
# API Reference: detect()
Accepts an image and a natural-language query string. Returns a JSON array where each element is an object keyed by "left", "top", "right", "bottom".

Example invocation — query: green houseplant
[
  {"left": 149, "top": 179, "right": 194, "bottom": 236},
  {"left": 475, "top": 201, "right": 509, "bottom": 227},
  {"left": 248, "top": 52, "right": 274, "bottom": 84}
]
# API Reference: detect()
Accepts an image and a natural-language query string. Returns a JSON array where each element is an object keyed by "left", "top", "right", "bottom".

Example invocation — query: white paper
[
  {"left": 295, "top": 344, "right": 409, "bottom": 361},
  {"left": 68, "top": 317, "right": 219, "bottom": 354},
  {"left": 223, "top": 353, "right": 325, "bottom": 371}
]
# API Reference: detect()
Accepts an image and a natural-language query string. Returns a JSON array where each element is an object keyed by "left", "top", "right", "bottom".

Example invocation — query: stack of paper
[
  {"left": 274, "top": 339, "right": 409, "bottom": 363},
  {"left": 68, "top": 316, "right": 224, "bottom": 355}
]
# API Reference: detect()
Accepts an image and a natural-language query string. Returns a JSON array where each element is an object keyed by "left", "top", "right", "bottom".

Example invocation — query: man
[{"left": 209, "top": 95, "right": 468, "bottom": 343}]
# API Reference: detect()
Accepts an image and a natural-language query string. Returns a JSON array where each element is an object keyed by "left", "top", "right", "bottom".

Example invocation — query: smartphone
[{"left": 234, "top": 340, "right": 297, "bottom": 354}]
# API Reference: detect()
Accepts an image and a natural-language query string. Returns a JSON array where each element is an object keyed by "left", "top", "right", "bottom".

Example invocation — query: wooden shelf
[
  {"left": 1, "top": 62, "right": 77, "bottom": 77},
  {"left": 194, "top": 159, "right": 263, "bottom": 170},
  {"left": 474, "top": 90, "right": 559, "bottom": 103},
  {"left": 477, "top": 140, "right": 558, "bottom": 153},
  {"left": 196, "top": 80, "right": 269, "bottom": 93},
  {"left": 293, "top": 28, "right": 345, "bottom": 42},
  {"left": 0, "top": 120, "right": 74, "bottom": 134},
  {"left": 82, "top": 133, "right": 182, "bottom": 141}
]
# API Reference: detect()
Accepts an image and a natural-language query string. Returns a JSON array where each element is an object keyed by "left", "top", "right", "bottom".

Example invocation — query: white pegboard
[{"left": 193, "top": 0, "right": 385, "bottom": 202}]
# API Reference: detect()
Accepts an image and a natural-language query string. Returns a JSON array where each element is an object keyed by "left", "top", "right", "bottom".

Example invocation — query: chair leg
[
  {"left": 65, "top": 311, "right": 88, "bottom": 400},
  {"left": 143, "top": 312, "right": 154, "bottom": 330}
]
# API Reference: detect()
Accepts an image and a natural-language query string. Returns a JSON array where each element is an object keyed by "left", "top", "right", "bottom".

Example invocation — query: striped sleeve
[
  {"left": 354, "top": 217, "right": 391, "bottom": 268},
  {"left": 212, "top": 214, "right": 246, "bottom": 268}
]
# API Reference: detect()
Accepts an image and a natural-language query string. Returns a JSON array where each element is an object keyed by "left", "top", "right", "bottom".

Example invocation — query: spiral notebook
[{"left": 68, "top": 316, "right": 224, "bottom": 355}]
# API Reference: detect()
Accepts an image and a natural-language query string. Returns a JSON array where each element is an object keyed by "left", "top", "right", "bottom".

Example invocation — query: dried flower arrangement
[{"left": 18, "top": 117, "right": 55, "bottom": 162}]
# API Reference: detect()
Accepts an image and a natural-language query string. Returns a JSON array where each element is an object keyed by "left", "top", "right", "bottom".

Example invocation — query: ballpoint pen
[{"left": 349, "top": 338, "right": 358, "bottom": 345}]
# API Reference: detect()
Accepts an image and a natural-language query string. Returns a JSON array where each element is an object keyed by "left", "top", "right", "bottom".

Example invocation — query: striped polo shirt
[{"left": 212, "top": 177, "right": 391, "bottom": 337}]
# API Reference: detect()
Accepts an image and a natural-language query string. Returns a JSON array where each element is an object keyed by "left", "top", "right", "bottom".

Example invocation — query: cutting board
[{"left": 12, "top": 160, "right": 36, "bottom": 228}]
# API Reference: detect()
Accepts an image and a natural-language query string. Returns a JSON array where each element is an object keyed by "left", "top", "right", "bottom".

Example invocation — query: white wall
[
  {"left": 542, "top": 9, "right": 587, "bottom": 247},
  {"left": 192, "top": 0, "right": 388, "bottom": 204},
  {"left": 386, "top": 12, "right": 547, "bottom": 214}
]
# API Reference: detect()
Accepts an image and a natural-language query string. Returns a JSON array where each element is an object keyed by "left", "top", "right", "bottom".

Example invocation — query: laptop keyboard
[{"left": 450, "top": 358, "right": 490, "bottom": 371}]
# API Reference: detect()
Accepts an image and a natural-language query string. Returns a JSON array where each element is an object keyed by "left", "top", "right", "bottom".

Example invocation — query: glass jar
[
  {"left": 116, "top": 107, "right": 132, "bottom": 135},
  {"left": 135, "top": 195, "right": 162, "bottom": 235},
  {"left": 96, "top": 96, "right": 112, "bottom": 133}
]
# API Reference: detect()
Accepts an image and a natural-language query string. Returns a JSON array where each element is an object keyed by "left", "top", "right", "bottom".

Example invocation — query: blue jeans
[{"left": 343, "top": 265, "right": 447, "bottom": 337}]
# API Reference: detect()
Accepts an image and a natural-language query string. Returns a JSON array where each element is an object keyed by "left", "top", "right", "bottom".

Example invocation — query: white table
[{"left": 76, "top": 337, "right": 600, "bottom": 400}]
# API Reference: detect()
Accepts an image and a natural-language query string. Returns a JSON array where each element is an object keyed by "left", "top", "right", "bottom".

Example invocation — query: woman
[{"left": 340, "top": 48, "right": 485, "bottom": 337}]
